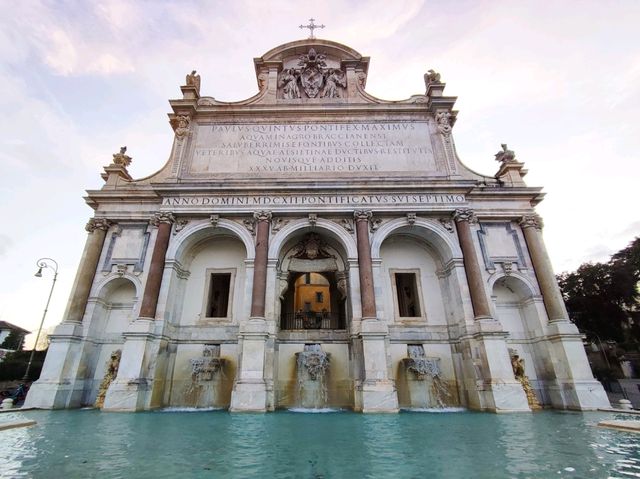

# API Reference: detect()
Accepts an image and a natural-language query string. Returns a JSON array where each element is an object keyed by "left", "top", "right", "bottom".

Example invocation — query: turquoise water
[{"left": 1, "top": 409, "right": 639, "bottom": 478}]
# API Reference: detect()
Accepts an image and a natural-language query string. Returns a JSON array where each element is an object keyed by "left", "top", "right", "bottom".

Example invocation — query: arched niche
[
  {"left": 88, "top": 277, "right": 138, "bottom": 338},
  {"left": 275, "top": 226, "right": 351, "bottom": 331},
  {"left": 491, "top": 275, "right": 541, "bottom": 337}
]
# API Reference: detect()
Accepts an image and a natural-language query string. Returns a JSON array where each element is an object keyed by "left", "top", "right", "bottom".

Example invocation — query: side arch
[{"left": 371, "top": 218, "right": 462, "bottom": 262}]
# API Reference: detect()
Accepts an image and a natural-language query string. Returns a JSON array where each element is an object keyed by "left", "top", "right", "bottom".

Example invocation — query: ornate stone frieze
[
  {"left": 452, "top": 208, "right": 476, "bottom": 224},
  {"left": 150, "top": 212, "right": 175, "bottom": 227},
  {"left": 495, "top": 144, "right": 516, "bottom": 165},
  {"left": 519, "top": 214, "right": 543, "bottom": 230},
  {"left": 407, "top": 213, "right": 417, "bottom": 226},
  {"left": 86, "top": 218, "right": 113, "bottom": 233},
  {"left": 112, "top": 146, "right": 132, "bottom": 167}
]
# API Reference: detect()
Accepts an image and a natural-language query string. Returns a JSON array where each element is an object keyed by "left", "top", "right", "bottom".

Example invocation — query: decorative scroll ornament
[
  {"left": 174, "top": 115, "right": 191, "bottom": 139},
  {"left": 86, "top": 218, "right": 112, "bottom": 233},
  {"left": 185, "top": 70, "right": 201, "bottom": 94},
  {"left": 292, "top": 233, "right": 333, "bottom": 260},
  {"left": 495, "top": 144, "right": 516, "bottom": 164},
  {"left": 424, "top": 69, "right": 442, "bottom": 87},
  {"left": 502, "top": 261, "right": 513, "bottom": 276},
  {"left": 452, "top": 208, "right": 476, "bottom": 224},
  {"left": 308, "top": 213, "right": 318, "bottom": 227},
  {"left": 519, "top": 214, "right": 543, "bottom": 230},
  {"left": 436, "top": 111, "right": 452, "bottom": 136},
  {"left": 150, "top": 212, "right": 175, "bottom": 227},
  {"left": 407, "top": 213, "right": 417, "bottom": 226},
  {"left": 112, "top": 146, "right": 132, "bottom": 167},
  {"left": 209, "top": 214, "right": 220, "bottom": 228}
]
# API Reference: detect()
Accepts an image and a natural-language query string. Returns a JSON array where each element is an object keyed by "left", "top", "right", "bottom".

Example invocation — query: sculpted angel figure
[
  {"left": 278, "top": 68, "right": 300, "bottom": 99},
  {"left": 321, "top": 69, "right": 346, "bottom": 98}
]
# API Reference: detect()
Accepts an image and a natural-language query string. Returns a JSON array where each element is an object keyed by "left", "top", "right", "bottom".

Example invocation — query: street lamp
[{"left": 23, "top": 258, "right": 58, "bottom": 381}]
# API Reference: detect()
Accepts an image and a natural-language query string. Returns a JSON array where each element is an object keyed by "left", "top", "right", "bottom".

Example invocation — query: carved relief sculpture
[
  {"left": 322, "top": 69, "right": 346, "bottom": 98},
  {"left": 292, "top": 233, "right": 333, "bottom": 260},
  {"left": 174, "top": 115, "right": 191, "bottom": 139},
  {"left": 298, "top": 48, "right": 327, "bottom": 98},
  {"left": 509, "top": 351, "right": 542, "bottom": 410},
  {"left": 278, "top": 68, "right": 300, "bottom": 99},
  {"left": 436, "top": 111, "right": 452, "bottom": 136}
]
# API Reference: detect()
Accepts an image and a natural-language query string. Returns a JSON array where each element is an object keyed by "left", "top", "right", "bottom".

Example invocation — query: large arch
[
  {"left": 371, "top": 217, "right": 462, "bottom": 262},
  {"left": 269, "top": 218, "right": 357, "bottom": 259}
]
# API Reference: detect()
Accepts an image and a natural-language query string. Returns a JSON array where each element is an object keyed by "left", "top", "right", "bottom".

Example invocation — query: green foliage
[
  {"left": 557, "top": 237, "right": 640, "bottom": 345},
  {"left": 0, "top": 330, "right": 25, "bottom": 350},
  {"left": 0, "top": 349, "right": 46, "bottom": 381}
]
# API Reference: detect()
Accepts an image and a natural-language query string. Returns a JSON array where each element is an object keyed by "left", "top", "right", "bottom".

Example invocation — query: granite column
[
  {"left": 250, "top": 211, "right": 272, "bottom": 318},
  {"left": 139, "top": 213, "right": 174, "bottom": 319},
  {"left": 354, "top": 210, "right": 377, "bottom": 319},
  {"left": 453, "top": 209, "right": 491, "bottom": 319}
]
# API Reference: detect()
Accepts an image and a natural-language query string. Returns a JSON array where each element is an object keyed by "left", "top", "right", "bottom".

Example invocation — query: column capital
[
  {"left": 519, "top": 214, "right": 543, "bottom": 230},
  {"left": 253, "top": 210, "right": 272, "bottom": 222},
  {"left": 452, "top": 208, "right": 476, "bottom": 224},
  {"left": 85, "top": 218, "right": 113, "bottom": 233},
  {"left": 150, "top": 212, "right": 176, "bottom": 227},
  {"left": 354, "top": 210, "right": 372, "bottom": 222}
]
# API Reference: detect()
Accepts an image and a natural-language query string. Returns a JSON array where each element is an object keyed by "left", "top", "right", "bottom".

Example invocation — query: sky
[{"left": 1, "top": 0, "right": 639, "bottom": 348}]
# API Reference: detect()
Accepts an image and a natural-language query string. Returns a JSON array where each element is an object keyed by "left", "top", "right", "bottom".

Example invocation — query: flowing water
[{"left": 1, "top": 409, "right": 639, "bottom": 478}]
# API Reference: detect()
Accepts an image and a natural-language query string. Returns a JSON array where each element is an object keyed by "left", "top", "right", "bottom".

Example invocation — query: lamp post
[{"left": 23, "top": 258, "right": 58, "bottom": 381}]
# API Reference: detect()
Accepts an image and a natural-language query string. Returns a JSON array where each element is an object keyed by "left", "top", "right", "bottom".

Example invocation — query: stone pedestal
[
  {"left": 460, "top": 319, "right": 530, "bottom": 412},
  {"left": 357, "top": 320, "right": 399, "bottom": 413},
  {"left": 102, "top": 320, "right": 158, "bottom": 411},
  {"left": 544, "top": 320, "right": 610, "bottom": 410},
  {"left": 229, "top": 319, "right": 269, "bottom": 412},
  {"left": 23, "top": 322, "right": 86, "bottom": 409}
]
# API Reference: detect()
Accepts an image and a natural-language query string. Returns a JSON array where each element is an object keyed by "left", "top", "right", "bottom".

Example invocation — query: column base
[
  {"left": 102, "top": 379, "right": 151, "bottom": 412},
  {"left": 229, "top": 380, "right": 268, "bottom": 412},
  {"left": 23, "top": 380, "right": 83, "bottom": 409},
  {"left": 476, "top": 380, "right": 531, "bottom": 412},
  {"left": 360, "top": 380, "right": 399, "bottom": 413},
  {"left": 546, "top": 379, "right": 610, "bottom": 410}
]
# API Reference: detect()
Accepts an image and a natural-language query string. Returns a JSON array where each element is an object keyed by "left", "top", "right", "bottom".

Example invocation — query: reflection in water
[{"left": 0, "top": 410, "right": 638, "bottom": 478}]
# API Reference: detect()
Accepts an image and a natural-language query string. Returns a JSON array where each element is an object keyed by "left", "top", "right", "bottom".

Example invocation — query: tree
[
  {"left": 0, "top": 330, "right": 25, "bottom": 351},
  {"left": 557, "top": 237, "right": 640, "bottom": 345}
]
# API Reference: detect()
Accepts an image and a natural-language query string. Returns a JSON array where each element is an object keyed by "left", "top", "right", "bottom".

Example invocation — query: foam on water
[
  {"left": 157, "top": 407, "right": 223, "bottom": 413},
  {"left": 288, "top": 407, "right": 342, "bottom": 413},
  {"left": 401, "top": 407, "right": 467, "bottom": 413}
]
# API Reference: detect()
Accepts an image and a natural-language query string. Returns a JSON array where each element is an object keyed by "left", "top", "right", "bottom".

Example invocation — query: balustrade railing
[{"left": 280, "top": 312, "right": 346, "bottom": 330}]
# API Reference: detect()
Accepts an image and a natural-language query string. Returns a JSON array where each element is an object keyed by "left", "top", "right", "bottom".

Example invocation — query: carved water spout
[
  {"left": 295, "top": 344, "right": 331, "bottom": 408},
  {"left": 95, "top": 350, "right": 121, "bottom": 409},
  {"left": 510, "top": 352, "right": 542, "bottom": 410}
]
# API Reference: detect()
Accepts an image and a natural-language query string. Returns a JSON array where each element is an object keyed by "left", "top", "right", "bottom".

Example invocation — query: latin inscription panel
[{"left": 186, "top": 121, "right": 440, "bottom": 177}]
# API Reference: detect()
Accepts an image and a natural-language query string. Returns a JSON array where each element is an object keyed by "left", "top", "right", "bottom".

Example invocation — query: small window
[
  {"left": 315, "top": 292, "right": 324, "bottom": 303},
  {"left": 206, "top": 273, "right": 231, "bottom": 318},
  {"left": 395, "top": 273, "right": 421, "bottom": 317}
]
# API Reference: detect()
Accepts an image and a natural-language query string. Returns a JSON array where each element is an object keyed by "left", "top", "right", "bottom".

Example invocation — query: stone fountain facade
[{"left": 25, "top": 38, "right": 609, "bottom": 413}]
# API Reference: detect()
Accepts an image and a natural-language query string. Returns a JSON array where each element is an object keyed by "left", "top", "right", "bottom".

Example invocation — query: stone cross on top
[{"left": 299, "top": 18, "right": 325, "bottom": 39}]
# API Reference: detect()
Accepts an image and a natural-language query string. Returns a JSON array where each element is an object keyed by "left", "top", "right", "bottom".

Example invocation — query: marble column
[
  {"left": 452, "top": 209, "right": 491, "bottom": 319},
  {"left": 139, "top": 212, "right": 174, "bottom": 319},
  {"left": 519, "top": 214, "right": 567, "bottom": 322},
  {"left": 354, "top": 210, "right": 377, "bottom": 319},
  {"left": 66, "top": 218, "right": 112, "bottom": 322},
  {"left": 250, "top": 211, "right": 272, "bottom": 318}
]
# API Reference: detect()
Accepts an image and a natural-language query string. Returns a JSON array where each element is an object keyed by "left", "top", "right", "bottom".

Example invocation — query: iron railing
[{"left": 280, "top": 312, "right": 346, "bottom": 330}]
